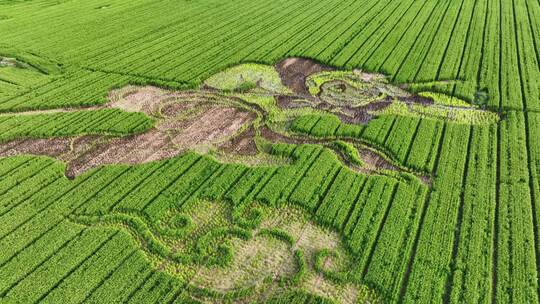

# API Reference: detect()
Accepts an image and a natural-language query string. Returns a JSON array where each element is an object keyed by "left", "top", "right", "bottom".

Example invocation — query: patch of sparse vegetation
[
  {"left": 204, "top": 63, "right": 290, "bottom": 94},
  {"left": 373, "top": 100, "right": 500, "bottom": 125}
]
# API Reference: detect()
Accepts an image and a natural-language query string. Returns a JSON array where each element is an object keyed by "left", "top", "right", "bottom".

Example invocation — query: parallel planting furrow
[
  {"left": 401, "top": 123, "right": 471, "bottom": 303},
  {"left": 0, "top": 226, "right": 85, "bottom": 297},
  {"left": 81, "top": 251, "right": 155, "bottom": 304},
  {"left": 347, "top": 180, "right": 397, "bottom": 280},
  {"left": 1, "top": 229, "right": 116, "bottom": 303},
  {"left": 185, "top": 0, "right": 335, "bottom": 82},
  {"left": 451, "top": 0, "right": 490, "bottom": 103},
  {"left": 414, "top": 0, "right": 466, "bottom": 82},
  {"left": 443, "top": 126, "right": 475, "bottom": 303},
  {"left": 526, "top": 113, "right": 540, "bottom": 300},
  {"left": 156, "top": 0, "right": 313, "bottom": 81},
  {"left": 365, "top": 0, "right": 445, "bottom": 77},
  {"left": 448, "top": 125, "right": 497, "bottom": 303},
  {"left": 404, "top": 119, "right": 443, "bottom": 173},
  {"left": 389, "top": 0, "right": 454, "bottom": 82},
  {"left": 363, "top": 182, "right": 428, "bottom": 302},
  {"left": 344, "top": 0, "right": 423, "bottom": 69},
  {"left": 305, "top": 0, "right": 385, "bottom": 60},
  {"left": 330, "top": 0, "right": 411, "bottom": 68},
  {"left": 317, "top": 0, "right": 395, "bottom": 62},
  {"left": 258, "top": 0, "right": 359, "bottom": 60},
  {"left": 495, "top": 112, "right": 538, "bottom": 303},
  {"left": 100, "top": 0, "right": 268, "bottom": 76}
]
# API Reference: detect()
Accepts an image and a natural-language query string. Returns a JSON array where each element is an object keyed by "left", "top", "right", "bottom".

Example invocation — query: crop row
[
  {"left": 495, "top": 112, "right": 538, "bottom": 303},
  {"left": 0, "top": 109, "right": 153, "bottom": 143},
  {"left": 0, "top": 70, "right": 129, "bottom": 112},
  {"left": 330, "top": 0, "right": 414, "bottom": 68},
  {"left": 114, "top": 0, "right": 313, "bottom": 82},
  {"left": 179, "top": 1, "right": 337, "bottom": 83},
  {"left": 401, "top": 123, "right": 471, "bottom": 303},
  {"left": 389, "top": 0, "right": 459, "bottom": 82},
  {"left": 1, "top": 229, "right": 117, "bottom": 303},
  {"left": 0, "top": 125, "right": 497, "bottom": 303},
  {"left": 362, "top": 181, "right": 428, "bottom": 302},
  {"left": 527, "top": 112, "right": 540, "bottom": 285},
  {"left": 447, "top": 124, "right": 497, "bottom": 303},
  {"left": 291, "top": 113, "right": 443, "bottom": 173},
  {"left": 363, "top": 0, "right": 445, "bottom": 75},
  {"left": 2, "top": 139, "right": 425, "bottom": 299},
  {"left": 87, "top": 0, "right": 272, "bottom": 76},
  {"left": 305, "top": 0, "right": 391, "bottom": 61},
  {"left": 251, "top": 0, "right": 359, "bottom": 62},
  {"left": 2, "top": 0, "right": 537, "bottom": 112}
]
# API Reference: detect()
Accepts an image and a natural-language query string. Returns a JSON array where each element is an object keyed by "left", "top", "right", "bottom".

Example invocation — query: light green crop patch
[
  {"left": 373, "top": 100, "right": 500, "bottom": 125},
  {"left": 418, "top": 91, "right": 473, "bottom": 108},
  {"left": 204, "top": 63, "right": 291, "bottom": 94},
  {"left": 238, "top": 93, "right": 319, "bottom": 127},
  {"left": 306, "top": 70, "right": 388, "bottom": 96},
  {"left": 331, "top": 140, "right": 363, "bottom": 167}
]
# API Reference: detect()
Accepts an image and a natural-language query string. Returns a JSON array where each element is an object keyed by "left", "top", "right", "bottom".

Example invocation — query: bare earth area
[
  {"left": 275, "top": 57, "right": 333, "bottom": 97},
  {"left": 0, "top": 86, "right": 254, "bottom": 177}
]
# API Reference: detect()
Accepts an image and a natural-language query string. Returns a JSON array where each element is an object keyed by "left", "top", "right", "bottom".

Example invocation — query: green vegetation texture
[{"left": 0, "top": 0, "right": 538, "bottom": 303}]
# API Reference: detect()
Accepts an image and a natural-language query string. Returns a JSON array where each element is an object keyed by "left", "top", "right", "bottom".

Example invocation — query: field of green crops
[{"left": 0, "top": 0, "right": 538, "bottom": 303}]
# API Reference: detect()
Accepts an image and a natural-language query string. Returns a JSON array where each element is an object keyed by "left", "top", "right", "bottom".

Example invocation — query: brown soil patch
[
  {"left": 358, "top": 99, "right": 392, "bottom": 111},
  {"left": 0, "top": 138, "right": 70, "bottom": 158},
  {"left": 64, "top": 105, "right": 253, "bottom": 177},
  {"left": 315, "top": 102, "right": 337, "bottom": 111},
  {"left": 0, "top": 87, "right": 255, "bottom": 177},
  {"left": 171, "top": 106, "right": 254, "bottom": 148},
  {"left": 275, "top": 95, "right": 310, "bottom": 109},
  {"left": 336, "top": 110, "right": 373, "bottom": 125},
  {"left": 219, "top": 126, "right": 257, "bottom": 156},
  {"left": 335, "top": 100, "right": 392, "bottom": 125},
  {"left": 359, "top": 148, "right": 400, "bottom": 172},
  {"left": 402, "top": 94, "right": 434, "bottom": 105},
  {"left": 275, "top": 58, "right": 334, "bottom": 97},
  {"left": 260, "top": 127, "right": 298, "bottom": 145},
  {"left": 159, "top": 102, "right": 195, "bottom": 117}
]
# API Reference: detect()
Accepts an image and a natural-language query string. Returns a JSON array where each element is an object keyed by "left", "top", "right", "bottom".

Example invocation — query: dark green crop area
[{"left": 0, "top": 0, "right": 539, "bottom": 303}]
